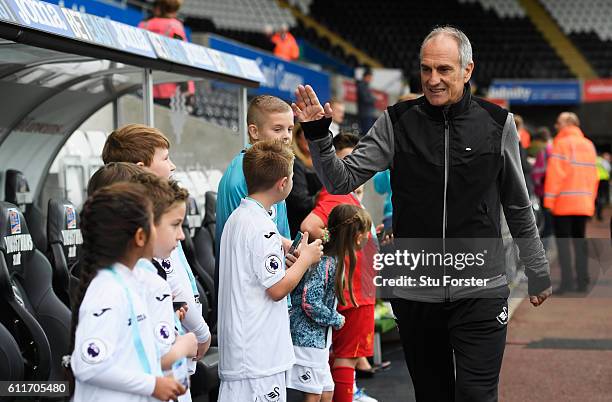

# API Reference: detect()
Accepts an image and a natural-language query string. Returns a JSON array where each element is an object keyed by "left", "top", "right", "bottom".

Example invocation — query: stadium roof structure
[{"left": 0, "top": 0, "right": 264, "bottom": 200}]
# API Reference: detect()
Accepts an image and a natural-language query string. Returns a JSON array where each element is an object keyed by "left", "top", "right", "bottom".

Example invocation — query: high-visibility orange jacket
[
  {"left": 519, "top": 128, "right": 531, "bottom": 149},
  {"left": 271, "top": 32, "right": 299, "bottom": 61},
  {"left": 543, "top": 126, "right": 598, "bottom": 216}
]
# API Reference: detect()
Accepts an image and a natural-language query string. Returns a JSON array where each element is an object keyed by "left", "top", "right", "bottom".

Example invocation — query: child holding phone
[
  {"left": 218, "top": 140, "right": 323, "bottom": 402},
  {"left": 287, "top": 204, "right": 373, "bottom": 402}
]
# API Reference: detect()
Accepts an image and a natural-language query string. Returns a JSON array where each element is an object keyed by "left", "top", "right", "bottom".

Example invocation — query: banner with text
[{"left": 488, "top": 80, "right": 581, "bottom": 105}]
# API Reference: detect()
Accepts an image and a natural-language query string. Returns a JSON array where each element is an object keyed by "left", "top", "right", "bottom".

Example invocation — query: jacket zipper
[{"left": 443, "top": 110, "right": 450, "bottom": 302}]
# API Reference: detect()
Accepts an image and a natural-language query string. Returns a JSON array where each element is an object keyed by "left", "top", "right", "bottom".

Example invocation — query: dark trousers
[
  {"left": 359, "top": 116, "right": 377, "bottom": 135},
  {"left": 392, "top": 297, "right": 509, "bottom": 402},
  {"left": 595, "top": 180, "right": 610, "bottom": 219},
  {"left": 553, "top": 215, "right": 589, "bottom": 290}
]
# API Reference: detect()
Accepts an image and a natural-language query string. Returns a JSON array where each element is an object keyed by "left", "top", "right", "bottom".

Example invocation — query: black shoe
[
  {"left": 553, "top": 286, "right": 573, "bottom": 295},
  {"left": 355, "top": 361, "right": 391, "bottom": 378},
  {"left": 576, "top": 282, "right": 590, "bottom": 293},
  {"left": 356, "top": 368, "right": 375, "bottom": 379}
]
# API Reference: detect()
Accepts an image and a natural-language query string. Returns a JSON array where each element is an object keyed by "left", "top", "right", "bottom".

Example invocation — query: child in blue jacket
[{"left": 287, "top": 204, "right": 373, "bottom": 402}]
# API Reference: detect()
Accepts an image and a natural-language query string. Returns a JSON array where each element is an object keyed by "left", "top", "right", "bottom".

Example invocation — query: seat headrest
[
  {"left": 0, "top": 201, "right": 35, "bottom": 271},
  {"left": 47, "top": 199, "right": 82, "bottom": 265},
  {"left": 184, "top": 196, "right": 201, "bottom": 231},
  {"left": 203, "top": 191, "right": 217, "bottom": 226},
  {"left": 4, "top": 170, "right": 33, "bottom": 208}
]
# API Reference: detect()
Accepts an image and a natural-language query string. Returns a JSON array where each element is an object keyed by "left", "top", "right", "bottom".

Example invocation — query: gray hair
[
  {"left": 420, "top": 26, "right": 473, "bottom": 69},
  {"left": 561, "top": 112, "right": 580, "bottom": 127}
]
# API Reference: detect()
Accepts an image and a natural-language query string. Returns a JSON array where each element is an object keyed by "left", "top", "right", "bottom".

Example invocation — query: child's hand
[
  {"left": 297, "top": 232, "right": 323, "bottom": 266},
  {"left": 176, "top": 305, "right": 188, "bottom": 321},
  {"left": 153, "top": 375, "right": 186, "bottom": 401},
  {"left": 285, "top": 253, "right": 298, "bottom": 269},
  {"left": 338, "top": 315, "right": 346, "bottom": 329},
  {"left": 194, "top": 338, "right": 211, "bottom": 361},
  {"left": 176, "top": 332, "right": 198, "bottom": 358}
]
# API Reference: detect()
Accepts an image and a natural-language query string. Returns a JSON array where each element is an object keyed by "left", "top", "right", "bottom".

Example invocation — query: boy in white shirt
[
  {"left": 102, "top": 125, "right": 211, "bottom": 369},
  {"left": 86, "top": 164, "right": 201, "bottom": 401},
  {"left": 218, "top": 140, "right": 323, "bottom": 402}
]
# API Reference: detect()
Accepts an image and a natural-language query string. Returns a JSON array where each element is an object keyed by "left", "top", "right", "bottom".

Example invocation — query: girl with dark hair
[
  {"left": 287, "top": 204, "right": 373, "bottom": 402},
  {"left": 68, "top": 183, "right": 186, "bottom": 402}
]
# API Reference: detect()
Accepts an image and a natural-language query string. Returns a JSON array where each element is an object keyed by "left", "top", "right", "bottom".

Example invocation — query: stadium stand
[
  {"left": 287, "top": 0, "right": 313, "bottom": 15},
  {"left": 541, "top": 0, "right": 612, "bottom": 77},
  {"left": 459, "top": 0, "right": 526, "bottom": 18},
  {"left": 193, "top": 84, "right": 240, "bottom": 133},
  {"left": 303, "top": 0, "right": 573, "bottom": 86},
  {"left": 182, "top": 0, "right": 574, "bottom": 87},
  {"left": 181, "top": 0, "right": 295, "bottom": 31}
]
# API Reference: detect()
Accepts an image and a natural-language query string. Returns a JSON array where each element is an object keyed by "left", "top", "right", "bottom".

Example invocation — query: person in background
[
  {"left": 595, "top": 152, "right": 611, "bottom": 221},
  {"left": 515, "top": 114, "right": 531, "bottom": 150},
  {"left": 267, "top": 23, "right": 300, "bottom": 61},
  {"left": 215, "top": 96, "right": 294, "bottom": 307},
  {"left": 287, "top": 123, "right": 323, "bottom": 237},
  {"left": 544, "top": 112, "right": 599, "bottom": 294},
  {"left": 329, "top": 99, "right": 346, "bottom": 137},
  {"left": 373, "top": 170, "right": 392, "bottom": 232},
  {"left": 139, "top": 0, "right": 195, "bottom": 108},
  {"left": 530, "top": 127, "right": 554, "bottom": 246},
  {"left": 357, "top": 68, "right": 377, "bottom": 134}
]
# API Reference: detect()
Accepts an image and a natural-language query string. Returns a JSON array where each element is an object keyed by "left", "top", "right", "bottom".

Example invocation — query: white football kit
[
  {"left": 286, "top": 329, "right": 334, "bottom": 394},
  {"left": 135, "top": 259, "right": 193, "bottom": 402},
  {"left": 156, "top": 242, "right": 210, "bottom": 374},
  {"left": 218, "top": 198, "right": 295, "bottom": 402},
  {"left": 71, "top": 263, "right": 161, "bottom": 402},
  {"left": 135, "top": 259, "right": 176, "bottom": 356}
]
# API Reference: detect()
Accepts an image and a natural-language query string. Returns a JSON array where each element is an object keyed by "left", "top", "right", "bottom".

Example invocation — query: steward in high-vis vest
[
  {"left": 544, "top": 116, "right": 598, "bottom": 216},
  {"left": 544, "top": 112, "right": 598, "bottom": 294}
]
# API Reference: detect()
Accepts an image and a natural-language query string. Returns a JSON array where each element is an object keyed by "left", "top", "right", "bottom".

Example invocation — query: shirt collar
[
  {"left": 422, "top": 83, "right": 472, "bottom": 121},
  {"left": 242, "top": 197, "right": 274, "bottom": 219},
  {"left": 112, "top": 262, "right": 135, "bottom": 277}
]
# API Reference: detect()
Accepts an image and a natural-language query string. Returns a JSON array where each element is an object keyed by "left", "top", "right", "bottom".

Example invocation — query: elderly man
[
  {"left": 544, "top": 112, "right": 598, "bottom": 294},
  {"left": 292, "top": 26, "right": 551, "bottom": 401}
]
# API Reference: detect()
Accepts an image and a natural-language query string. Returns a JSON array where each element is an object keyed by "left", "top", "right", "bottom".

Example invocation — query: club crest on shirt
[
  {"left": 299, "top": 370, "right": 312, "bottom": 383},
  {"left": 155, "top": 322, "right": 173, "bottom": 345},
  {"left": 161, "top": 259, "right": 173, "bottom": 274},
  {"left": 497, "top": 306, "right": 509, "bottom": 325},
  {"left": 80, "top": 338, "right": 107, "bottom": 364},
  {"left": 9, "top": 208, "right": 20, "bottom": 234},
  {"left": 65, "top": 205, "right": 77, "bottom": 229},
  {"left": 268, "top": 205, "right": 277, "bottom": 220},
  {"left": 264, "top": 386, "right": 281, "bottom": 402},
  {"left": 264, "top": 254, "right": 282, "bottom": 275}
]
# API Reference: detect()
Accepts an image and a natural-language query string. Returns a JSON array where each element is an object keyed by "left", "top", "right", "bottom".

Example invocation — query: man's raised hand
[{"left": 292, "top": 84, "right": 333, "bottom": 122}]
